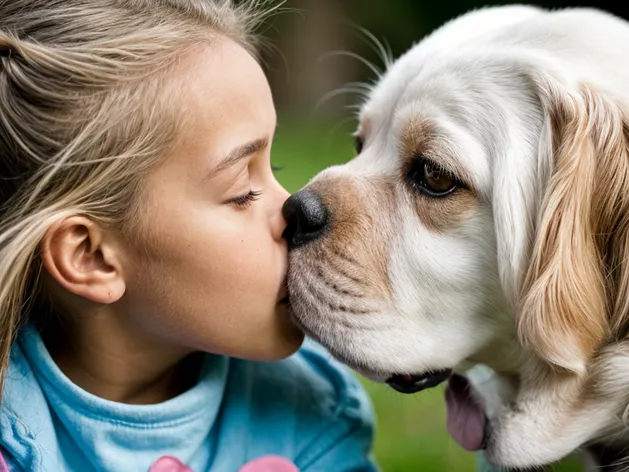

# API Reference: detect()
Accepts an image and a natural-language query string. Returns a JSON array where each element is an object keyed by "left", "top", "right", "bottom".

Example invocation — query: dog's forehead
[
  {"left": 362, "top": 4, "right": 543, "bottom": 110},
  {"left": 350, "top": 6, "right": 549, "bottom": 195},
  {"left": 357, "top": 74, "right": 494, "bottom": 196}
]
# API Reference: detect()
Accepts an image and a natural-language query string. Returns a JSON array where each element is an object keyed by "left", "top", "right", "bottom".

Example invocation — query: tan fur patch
[
  {"left": 400, "top": 118, "right": 479, "bottom": 233},
  {"left": 409, "top": 189, "right": 477, "bottom": 234},
  {"left": 306, "top": 175, "right": 396, "bottom": 303},
  {"left": 400, "top": 118, "right": 477, "bottom": 186}
]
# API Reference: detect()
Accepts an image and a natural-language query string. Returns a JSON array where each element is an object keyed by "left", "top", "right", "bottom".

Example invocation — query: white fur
[{"left": 289, "top": 5, "right": 629, "bottom": 469}]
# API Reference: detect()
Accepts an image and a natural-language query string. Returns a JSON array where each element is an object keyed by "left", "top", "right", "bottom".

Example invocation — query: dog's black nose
[{"left": 282, "top": 189, "right": 329, "bottom": 248}]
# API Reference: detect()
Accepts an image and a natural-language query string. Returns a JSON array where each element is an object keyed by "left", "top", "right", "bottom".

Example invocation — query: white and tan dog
[{"left": 283, "top": 5, "right": 629, "bottom": 470}]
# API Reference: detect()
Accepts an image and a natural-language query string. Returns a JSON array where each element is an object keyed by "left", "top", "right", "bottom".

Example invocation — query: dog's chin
[
  {"left": 356, "top": 364, "right": 490, "bottom": 454},
  {"left": 288, "top": 291, "right": 492, "bottom": 454},
  {"left": 364, "top": 369, "right": 488, "bottom": 453},
  {"left": 291, "top": 314, "right": 489, "bottom": 453}
]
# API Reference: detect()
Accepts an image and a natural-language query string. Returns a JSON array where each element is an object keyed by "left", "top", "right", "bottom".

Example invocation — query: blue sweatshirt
[{"left": 0, "top": 325, "right": 378, "bottom": 472}]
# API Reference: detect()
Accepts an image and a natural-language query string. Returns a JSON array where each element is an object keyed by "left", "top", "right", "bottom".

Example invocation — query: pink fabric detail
[
  {"left": 147, "top": 454, "right": 298, "bottom": 472},
  {"left": 0, "top": 449, "right": 9, "bottom": 472},
  {"left": 239, "top": 455, "right": 299, "bottom": 472},
  {"left": 148, "top": 456, "right": 194, "bottom": 472}
]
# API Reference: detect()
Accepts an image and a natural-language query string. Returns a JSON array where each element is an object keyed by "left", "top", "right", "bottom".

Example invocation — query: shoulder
[
  {"left": 230, "top": 340, "right": 378, "bottom": 471},
  {"left": 288, "top": 341, "right": 378, "bottom": 470},
  {"left": 238, "top": 339, "right": 374, "bottom": 428}
]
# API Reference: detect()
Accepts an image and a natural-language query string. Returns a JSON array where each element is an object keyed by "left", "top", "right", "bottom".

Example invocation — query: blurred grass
[{"left": 272, "top": 118, "right": 583, "bottom": 472}]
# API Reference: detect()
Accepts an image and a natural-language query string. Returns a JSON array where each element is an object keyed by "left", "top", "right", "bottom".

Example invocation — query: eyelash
[{"left": 228, "top": 190, "right": 262, "bottom": 208}]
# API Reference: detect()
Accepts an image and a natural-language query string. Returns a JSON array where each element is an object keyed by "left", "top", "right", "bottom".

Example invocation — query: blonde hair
[{"left": 0, "top": 0, "right": 277, "bottom": 395}]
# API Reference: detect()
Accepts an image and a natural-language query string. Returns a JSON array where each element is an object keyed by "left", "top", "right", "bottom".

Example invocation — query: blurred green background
[{"left": 261, "top": 1, "right": 629, "bottom": 470}]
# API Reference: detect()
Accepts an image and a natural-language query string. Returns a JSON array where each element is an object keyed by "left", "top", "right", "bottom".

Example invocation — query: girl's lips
[{"left": 278, "top": 282, "right": 289, "bottom": 304}]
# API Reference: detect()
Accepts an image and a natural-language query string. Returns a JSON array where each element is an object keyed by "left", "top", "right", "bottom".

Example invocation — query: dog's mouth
[
  {"left": 386, "top": 370, "right": 487, "bottom": 452},
  {"left": 385, "top": 369, "right": 452, "bottom": 394}
]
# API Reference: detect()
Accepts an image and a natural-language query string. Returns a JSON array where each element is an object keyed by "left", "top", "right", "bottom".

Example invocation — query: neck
[
  {"left": 42, "top": 307, "right": 201, "bottom": 404},
  {"left": 467, "top": 323, "right": 524, "bottom": 375}
]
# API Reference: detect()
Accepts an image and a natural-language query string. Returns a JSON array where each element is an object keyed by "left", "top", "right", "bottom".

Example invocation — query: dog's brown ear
[{"left": 517, "top": 80, "right": 629, "bottom": 375}]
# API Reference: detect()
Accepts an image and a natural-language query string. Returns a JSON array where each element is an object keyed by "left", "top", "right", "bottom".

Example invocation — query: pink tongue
[{"left": 445, "top": 375, "right": 486, "bottom": 452}]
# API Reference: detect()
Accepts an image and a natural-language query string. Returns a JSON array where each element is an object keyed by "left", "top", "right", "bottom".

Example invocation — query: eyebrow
[
  {"left": 206, "top": 137, "right": 269, "bottom": 179},
  {"left": 400, "top": 118, "right": 475, "bottom": 189}
]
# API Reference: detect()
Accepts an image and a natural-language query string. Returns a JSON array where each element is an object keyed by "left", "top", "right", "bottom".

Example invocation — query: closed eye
[{"left": 226, "top": 190, "right": 262, "bottom": 208}]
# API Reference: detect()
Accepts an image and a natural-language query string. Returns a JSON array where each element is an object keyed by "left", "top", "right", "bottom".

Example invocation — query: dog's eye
[
  {"left": 407, "top": 158, "right": 458, "bottom": 197},
  {"left": 354, "top": 136, "right": 364, "bottom": 154}
]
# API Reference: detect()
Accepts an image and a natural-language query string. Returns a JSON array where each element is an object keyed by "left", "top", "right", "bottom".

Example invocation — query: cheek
[
  {"left": 126, "top": 208, "right": 281, "bottom": 305},
  {"left": 409, "top": 186, "right": 479, "bottom": 234},
  {"left": 203, "top": 233, "right": 282, "bottom": 297},
  {"left": 397, "top": 204, "right": 497, "bottom": 283},
  {"left": 146, "top": 216, "right": 281, "bottom": 294},
  {"left": 387, "top": 229, "right": 499, "bottom": 352},
  {"left": 389, "top": 206, "right": 504, "bottom": 333},
  {"left": 119, "top": 214, "right": 291, "bottom": 353}
]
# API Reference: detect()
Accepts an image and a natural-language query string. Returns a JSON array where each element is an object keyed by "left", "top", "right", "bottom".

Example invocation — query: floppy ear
[{"left": 516, "top": 79, "right": 629, "bottom": 375}]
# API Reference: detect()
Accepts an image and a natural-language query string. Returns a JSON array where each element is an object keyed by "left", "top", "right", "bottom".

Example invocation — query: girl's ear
[{"left": 40, "top": 216, "right": 126, "bottom": 304}]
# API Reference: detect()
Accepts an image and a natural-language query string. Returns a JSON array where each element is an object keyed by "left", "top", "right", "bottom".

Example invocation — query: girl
[{"left": 0, "top": 1, "right": 377, "bottom": 471}]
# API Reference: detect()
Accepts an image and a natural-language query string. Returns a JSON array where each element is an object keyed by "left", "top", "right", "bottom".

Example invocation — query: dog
[{"left": 282, "top": 5, "right": 629, "bottom": 470}]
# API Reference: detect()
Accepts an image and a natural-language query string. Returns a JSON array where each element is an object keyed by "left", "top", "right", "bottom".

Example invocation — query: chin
[
  {"left": 255, "top": 309, "right": 305, "bottom": 361},
  {"left": 273, "top": 330, "right": 305, "bottom": 361}
]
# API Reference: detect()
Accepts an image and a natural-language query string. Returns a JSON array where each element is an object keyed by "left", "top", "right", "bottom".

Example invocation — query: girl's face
[{"left": 119, "top": 37, "right": 304, "bottom": 360}]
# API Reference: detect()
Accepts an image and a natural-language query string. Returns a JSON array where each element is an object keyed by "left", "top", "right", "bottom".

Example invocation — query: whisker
[
  {"left": 315, "top": 85, "right": 372, "bottom": 112},
  {"left": 330, "top": 246, "right": 361, "bottom": 267},
  {"left": 315, "top": 265, "right": 364, "bottom": 299},
  {"left": 321, "top": 115, "right": 359, "bottom": 152},
  {"left": 344, "top": 81, "right": 375, "bottom": 92},
  {"left": 353, "top": 24, "right": 394, "bottom": 70},
  {"left": 317, "top": 50, "right": 384, "bottom": 79},
  {"left": 610, "top": 449, "right": 629, "bottom": 470},
  {"left": 302, "top": 274, "right": 336, "bottom": 307},
  {"left": 325, "top": 261, "right": 366, "bottom": 287},
  {"left": 383, "top": 37, "right": 394, "bottom": 69},
  {"left": 303, "top": 275, "right": 372, "bottom": 315},
  {"left": 345, "top": 104, "right": 364, "bottom": 112}
]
